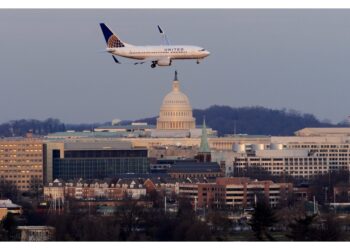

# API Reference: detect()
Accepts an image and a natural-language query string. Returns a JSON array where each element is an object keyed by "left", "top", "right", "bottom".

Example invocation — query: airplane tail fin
[{"left": 100, "top": 23, "right": 132, "bottom": 48}]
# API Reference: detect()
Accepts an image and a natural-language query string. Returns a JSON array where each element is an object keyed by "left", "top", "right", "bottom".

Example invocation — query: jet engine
[{"left": 157, "top": 58, "right": 172, "bottom": 66}]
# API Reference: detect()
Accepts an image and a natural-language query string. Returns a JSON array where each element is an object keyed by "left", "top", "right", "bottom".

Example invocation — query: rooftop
[
  {"left": 17, "top": 226, "right": 55, "bottom": 231},
  {"left": 295, "top": 127, "right": 350, "bottom": 136},
  {"left": 63, "top": 140, "right": 134, "bottom": 150},
  {"left": 169, "top": 162, "right": 221, "bottom": 173},
  {"left": 96, "top": 125, "right": 156, "bottom": 130},
  {"left": 0, "top": 199, "right": 21, "bottom": 209}
]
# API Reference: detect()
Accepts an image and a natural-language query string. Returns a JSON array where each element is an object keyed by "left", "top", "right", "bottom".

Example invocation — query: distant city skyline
[{"left": 1, "top": 9, "right": 350, "bottom": 124}]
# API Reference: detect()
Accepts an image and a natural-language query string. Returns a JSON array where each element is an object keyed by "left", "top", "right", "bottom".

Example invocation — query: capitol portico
[{"left": 156, "top": 71, "right": 196, "bottom": 130}]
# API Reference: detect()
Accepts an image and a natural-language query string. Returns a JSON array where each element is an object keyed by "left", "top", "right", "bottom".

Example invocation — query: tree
[
  {"left": 146, "top": 189, "right": 164, "bottom": 208},
  {"left": 287, "top": 214, "right": 317, "bottom": 241},
  {"left": 177, "top": 196, "right": 195, "bottom": 220},
  {"left": 313, "top": 215, "right": 344, "bottom": 241},
  {"left": 142, "top": 210, "right": 175, "bottom": 241},
  {"left": 115, "top": 201, "right": 144, "bottom": 240},
  {"left": 20, "top": 201, "right": 47, "bottom": 226},
  {"left": 0, "top": 181, "right": 19, "bottom": 202},
  {"left": 206, "top": 211, "right": 231, "bottom": 240},
  {"left": 1, "top": 213, "right": 19, "bottom": 241},
  {"left": 183, "top": 221, "right": 212, "bottom": 241},
  {"left": 249, "top": 201, "right": 278, "bottom": 241},
  {"left": 0, "top": 220, "right": 9, "bottom": 241}
]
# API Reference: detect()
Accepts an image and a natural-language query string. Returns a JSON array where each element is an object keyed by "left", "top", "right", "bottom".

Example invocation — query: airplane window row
[{"left": 130, "top": 51, "right": 187, "bottom": 54}]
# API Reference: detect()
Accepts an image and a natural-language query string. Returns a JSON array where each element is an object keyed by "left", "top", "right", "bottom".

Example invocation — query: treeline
[
  {"left": 0, "top": 118, "right": 108, "bottom": 137},
  {"left": 137, "top": 105, "right": 341, "bottom": 136},
  {"left": 0, "top": 198, "right": 226, "bottom": 241},
  {"left": 0, "top": 105, "right": 345, "bottom": 137},
  {"left": 0, "top": 197, "right": 347, "bottom": 241},
  {"left": 0, "top": 118, "right": 66, "bottom": 137}
]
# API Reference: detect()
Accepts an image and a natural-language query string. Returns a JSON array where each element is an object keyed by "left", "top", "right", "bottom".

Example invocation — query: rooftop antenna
[{"left": 234, "top": 120, "right": 237, "bottom": 135}]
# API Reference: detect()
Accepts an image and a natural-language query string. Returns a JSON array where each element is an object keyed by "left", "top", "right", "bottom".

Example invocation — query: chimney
[{"left": 26, "top": 130, "right": 33, "bottom": 138}]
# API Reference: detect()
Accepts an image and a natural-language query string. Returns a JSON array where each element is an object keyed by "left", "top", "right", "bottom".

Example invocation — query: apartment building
[{"left": 44, "top": 178, "right": 147, "bottom": 201}]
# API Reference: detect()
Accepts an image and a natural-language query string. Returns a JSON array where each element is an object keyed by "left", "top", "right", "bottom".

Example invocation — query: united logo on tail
[
  {"left": 100, "top": 23, "right": 125, "bottom": 48},
  {"left": 107, "top": 35, "right": 125, "bottom": 48}
]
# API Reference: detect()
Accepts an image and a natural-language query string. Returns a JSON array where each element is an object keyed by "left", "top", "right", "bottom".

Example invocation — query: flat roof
[
  {"left": 97, "top": 125, "right": 156, "bottom": 129},
  {"left": 0, "top": 199, "right": 21, "bottom": 208},
  {"left": 169, "top": 162, "right": 221, "bottom": 173},
  {"left": 296, "top": 127, "right": 350, "bottom": 136},
  {"left": 64, "top": 141, "right": 134, "bottom": 150},
  {"left": 17, "top": 226, "right": 55, "bottom": 230}
]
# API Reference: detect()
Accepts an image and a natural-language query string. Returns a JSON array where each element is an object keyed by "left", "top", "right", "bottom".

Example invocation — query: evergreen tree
[{"left": 249, "top": 201, "right": 278, "bottom": 241}]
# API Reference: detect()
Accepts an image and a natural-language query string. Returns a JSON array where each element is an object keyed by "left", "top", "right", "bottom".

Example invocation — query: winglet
[
  {"left": 112, "top": 56, "right": 121, "bottom": 64},
  {"left": 157, "top": 25, "right": 163, "bottom": 34},
  {"left": 157, "top": 25, "right": 170, "bottom": 45}
]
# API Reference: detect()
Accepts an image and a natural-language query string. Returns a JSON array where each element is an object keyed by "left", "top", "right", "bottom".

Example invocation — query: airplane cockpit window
[{"left": 199, "top": 48, "right": 206, "bottom": 51}]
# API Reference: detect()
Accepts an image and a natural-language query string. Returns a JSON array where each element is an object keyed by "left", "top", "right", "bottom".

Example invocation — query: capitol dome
[{"left": 156, "top": 71, "right": 196, "bottom": 130}]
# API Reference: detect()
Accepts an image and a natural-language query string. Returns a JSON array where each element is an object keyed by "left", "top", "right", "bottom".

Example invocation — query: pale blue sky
[{"left": 1, "top": 9, "right": 350, "bottom": 124}]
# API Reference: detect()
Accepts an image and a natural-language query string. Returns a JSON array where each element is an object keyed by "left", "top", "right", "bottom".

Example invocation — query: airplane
[{"left": 99, "top": 23, "right": 210, "bottom": 68}]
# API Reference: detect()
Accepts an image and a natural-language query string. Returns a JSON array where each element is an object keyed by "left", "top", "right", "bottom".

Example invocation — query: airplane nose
[{"left": 205, "top": 51, "right": 210, "bottom": 56}]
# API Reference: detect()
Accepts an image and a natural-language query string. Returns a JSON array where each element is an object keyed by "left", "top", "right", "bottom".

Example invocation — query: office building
[
  {"left": 232, "top": 146, "right": 329, "bottom": 180},
  {"left": 0, "top": 137, "right": 43, "bottom": 192},
  {"left": 44, "top": 140, "right": 149, "bottom": 183},
  {"left": 178, "top": 177, "right": 292, "bottom": 209}
]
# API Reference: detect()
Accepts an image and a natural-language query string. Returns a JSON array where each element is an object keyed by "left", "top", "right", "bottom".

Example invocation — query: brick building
[
  {"left": 178, "top": 177, "right": 292, "bottom": 209},
  {"left": 44, "top": 178, "right": 147, "bottom": 201}
]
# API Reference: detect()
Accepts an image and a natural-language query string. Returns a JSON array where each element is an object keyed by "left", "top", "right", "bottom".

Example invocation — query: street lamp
[{"left": 348, "top": 164, "right": 350, "bottom": 185}]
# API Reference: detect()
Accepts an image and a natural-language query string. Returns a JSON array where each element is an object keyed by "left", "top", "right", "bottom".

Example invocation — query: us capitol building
[
  {"left": 47, "top": 72, "right": 269, "bottom": 151},
  {"left": 156, "top": 71, "right": 195, "bottom": 131},
  {"left": 95, "top": 71, "right": 217, "bottom": 138}
]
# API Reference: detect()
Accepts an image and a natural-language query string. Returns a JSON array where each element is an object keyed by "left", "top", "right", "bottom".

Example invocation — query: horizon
[{"left": 0, "top": 104, "right": 342, "bottom": 126}]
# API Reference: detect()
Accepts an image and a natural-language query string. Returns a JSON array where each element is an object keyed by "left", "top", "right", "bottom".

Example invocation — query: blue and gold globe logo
[{"left": 107, "top": 35, "right": 125, "bottom": 48}]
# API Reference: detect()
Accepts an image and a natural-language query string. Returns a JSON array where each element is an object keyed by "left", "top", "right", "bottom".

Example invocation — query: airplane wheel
[
  {"left": 151, "top": 64, "right": 156, "bottom": 68},
  {"left": 196, "top": 60, "right": 200, "bottom": 64}
]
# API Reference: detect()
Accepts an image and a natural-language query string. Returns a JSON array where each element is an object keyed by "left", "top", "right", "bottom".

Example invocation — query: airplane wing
[
  {"left": 111, "top": 55, "right": 144, "bottom": 65},
  {"left": 157, "top": 25, "right": 170, "bottom": 46},
  {"left": 112, "top": 56, "right": 121, "bottom": 64}
]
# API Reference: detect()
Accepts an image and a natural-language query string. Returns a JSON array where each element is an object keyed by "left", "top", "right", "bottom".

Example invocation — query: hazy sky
[{"left": 1, "top": 9, "right": 350, "bottom": 124}]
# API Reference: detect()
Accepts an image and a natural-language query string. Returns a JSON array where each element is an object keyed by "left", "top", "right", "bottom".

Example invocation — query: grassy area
[
  {"left": 226, "top": 231, "right": 350, "bottom": 241},
  {"left": 226, "top": 231, "right": 291, "bottom": 241}
]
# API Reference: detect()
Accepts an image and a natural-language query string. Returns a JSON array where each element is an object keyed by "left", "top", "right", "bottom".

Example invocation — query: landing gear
[
  {"left": 151, "top": 61, "right": 157, "bottom": 68},
  {"left": 196, "top": 59, "right": 200, "bottom": 64}
]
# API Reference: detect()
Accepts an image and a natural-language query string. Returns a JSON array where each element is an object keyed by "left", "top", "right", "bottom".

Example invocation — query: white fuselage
[{"left": 107, "top": 45, "right": 210, "bottom": 61}]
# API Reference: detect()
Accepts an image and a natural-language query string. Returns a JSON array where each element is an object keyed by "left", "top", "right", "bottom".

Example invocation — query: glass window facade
[{"left": 53, "top": 149, "right": 149, "bottom": 180}]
